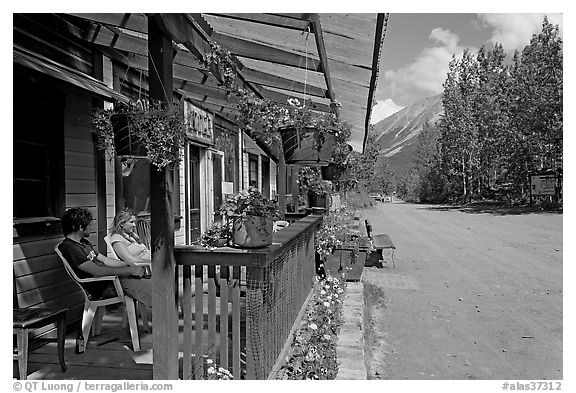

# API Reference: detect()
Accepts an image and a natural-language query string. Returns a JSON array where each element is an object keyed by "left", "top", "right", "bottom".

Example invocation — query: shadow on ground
[{"left": 413, "top": 202, "right": 562, "bottom": 216}]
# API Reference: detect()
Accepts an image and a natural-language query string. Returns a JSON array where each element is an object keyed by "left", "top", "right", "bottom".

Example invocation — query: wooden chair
[
  {"left": 13, "top": 308, "right": 67, "bottom": 380},
  {"left": 135, "top": 218, "right": 151, "bottom": 250},
  {"left": 54, "top": 244, "right": 142, "bottom": 352}
]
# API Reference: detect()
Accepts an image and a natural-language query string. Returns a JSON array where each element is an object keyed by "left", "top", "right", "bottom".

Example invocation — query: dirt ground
[{"left": 358, "top": 199, "right": 563, "bottom": 380}]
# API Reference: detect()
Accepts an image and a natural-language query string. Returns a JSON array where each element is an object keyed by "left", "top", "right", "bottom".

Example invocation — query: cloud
[
  {"left": 478, "top": 14, "right": 563, "bottom": 51},
  {"left": 429, "top": 27, "right": 460, "bottom": 49},
  {"left": 383, "top": 28, "right": 467, "bottom": 98},
  {"left": 371, "top": 99, "right": 405, "bottom": 124}
]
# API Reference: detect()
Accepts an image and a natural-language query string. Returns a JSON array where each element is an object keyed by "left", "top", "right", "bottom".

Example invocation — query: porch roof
[
  {"left": 63, "top": 13, "right": 389, "bottom": 153},
  {"left": 14, "top": 45, "right": 130, "bottom": 104}
]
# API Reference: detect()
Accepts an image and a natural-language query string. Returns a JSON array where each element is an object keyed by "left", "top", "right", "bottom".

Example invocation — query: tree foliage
[{"left": 405, "top": 17, "right": 562, "bottom": 205}]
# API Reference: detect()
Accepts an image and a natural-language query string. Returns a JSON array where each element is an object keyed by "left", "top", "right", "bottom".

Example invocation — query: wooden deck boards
[{"left": 17, "top": 292, "right": 247, "bottom": 380}]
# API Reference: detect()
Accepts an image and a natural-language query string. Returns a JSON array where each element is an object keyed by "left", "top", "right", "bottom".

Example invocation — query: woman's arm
[
  {"left": 77, "top": 259, "right": 145, "bottom": 278},
  {"left": 96, "top": 253, "right": 137, "bottom": 267},
  {"left": 112, "top": 241, "right": 150, "bottom": 264}
]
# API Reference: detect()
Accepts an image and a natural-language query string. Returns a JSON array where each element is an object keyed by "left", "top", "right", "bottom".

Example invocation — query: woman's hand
[{"left": 130, "top": 266, "right": 146, "bottom": 278}]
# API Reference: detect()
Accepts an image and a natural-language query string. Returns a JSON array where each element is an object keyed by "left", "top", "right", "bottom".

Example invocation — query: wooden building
[{"left": 13, "top": 13, "right": 387, "bottom": 379}]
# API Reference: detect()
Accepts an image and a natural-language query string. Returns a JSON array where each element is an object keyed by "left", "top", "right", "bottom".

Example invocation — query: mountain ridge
[{"left": 372, "top": 94, "right": 443, "bottom": 176}]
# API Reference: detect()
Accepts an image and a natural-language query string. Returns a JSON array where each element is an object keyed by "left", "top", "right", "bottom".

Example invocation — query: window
[
  {"left": 13, "top": 73, "right": 64, "bottom": 220},
  {"left": 248, "top": 154, "right": 258, "bottom": 188}
]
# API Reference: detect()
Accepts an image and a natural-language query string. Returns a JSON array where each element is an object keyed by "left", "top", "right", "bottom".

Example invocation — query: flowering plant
[
  {"left": 315, "top": 208, "right": 374, "bottom": 262},
  {"left": 91, "top": 100, "right": 188, "bottom": 169},
  {"left": 188, "top": 355, "right": 233, "bottom": 380},
  {"left": 201, "top": 42, "right": 238, "bottom": 91},
  {"left": 200, "top": 222, "right": 230, "bottom": 250},
  {"left": 236, "top": 92, "right": 347, "bottom": 151},
  {"left": 219, "top": 187, "right": 280, "bottom": 221},
  {"left": 278, "top": 274, "right": 346, "bottom": 380},
  {"left": 309, "top": 179, "right": 333, "bottom": 195}
]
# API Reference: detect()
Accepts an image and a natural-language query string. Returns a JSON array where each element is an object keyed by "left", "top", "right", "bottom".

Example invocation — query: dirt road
[{"left": 358, "top": 200, "right": 563, "bottom": 380}]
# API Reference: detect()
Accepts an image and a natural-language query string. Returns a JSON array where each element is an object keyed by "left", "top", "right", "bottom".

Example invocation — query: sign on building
[
  {"left": 530, "top": 174, "right": 557, "bottom": 196},
  {"left": 183, "top": 100, "right": 214, "bottom": 145}
]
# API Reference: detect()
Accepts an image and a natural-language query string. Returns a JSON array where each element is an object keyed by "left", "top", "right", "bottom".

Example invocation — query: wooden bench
[{"left": 365, "top": 220, "right": 396, "bottom": 268}]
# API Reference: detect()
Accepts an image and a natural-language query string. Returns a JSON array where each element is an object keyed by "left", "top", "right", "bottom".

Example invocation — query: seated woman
[
  {"left": 59, "top": 207, "right": 151, "bottom": 307},
  {"left": 109, "top": 209, "right": 151, "bottom": 266}
]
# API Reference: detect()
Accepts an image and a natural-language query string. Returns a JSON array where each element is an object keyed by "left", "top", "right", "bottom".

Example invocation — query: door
[
  {"left": 213, "top": 153, "right": 223, "bottom": 221},
  {"left": 188, "top": 145, "right": 201, "bottom": 242},
  {"left": 261, "top": 157, "right": 270, "bottom": 198}
]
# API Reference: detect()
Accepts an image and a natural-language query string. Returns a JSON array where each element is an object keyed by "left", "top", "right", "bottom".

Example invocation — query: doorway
[{"left": 188, "top": 145, "right": 201, "bottom": 242}]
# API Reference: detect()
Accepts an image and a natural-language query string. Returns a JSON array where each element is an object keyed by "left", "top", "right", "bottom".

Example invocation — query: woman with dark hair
[
  {"left": 58, "top": 207, "right": 152, "bottom": 307},
  {"left": 109, "top": 209, "right": 151, "bottom": 265}
]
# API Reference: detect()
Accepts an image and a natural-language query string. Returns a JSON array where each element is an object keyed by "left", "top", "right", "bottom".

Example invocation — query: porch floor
[
  {"left": 17, "top": 307, "right": 154, "bottom": 380},
  {"left": 16, "top": 293, "right": 247, "bottom": 380}
]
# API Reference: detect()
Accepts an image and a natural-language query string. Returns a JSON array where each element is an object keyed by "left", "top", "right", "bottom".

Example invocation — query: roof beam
[
  {"left": 241, "top": 66, "right": 327, "bottom": 98},
  {"left": 67, "top": 13, "right": 148, "bottom": 34},
  {"left": 211, "top": 32, "right": 322, "bottom": 71},
  {"left": 363, "top": 13, "right": 388, "bottom": 153},
  {"left": 309, "top": 14, "right": 339, "bottom": 118},
  {"left": 206, "top": 13, "right": 311, "bottom": 31}
]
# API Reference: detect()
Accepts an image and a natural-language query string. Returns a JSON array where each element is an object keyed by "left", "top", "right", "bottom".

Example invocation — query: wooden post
[
  {"left": 148, "top": 16, "right": 179, "bottom": 380},
  {"left": 277, "top": 153, "right": 287, "bottom": 219}
]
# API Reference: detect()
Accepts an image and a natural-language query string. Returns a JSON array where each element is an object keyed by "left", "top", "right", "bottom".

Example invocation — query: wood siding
[{"left": 14, "top": 89, "right": 98, "bottom": 337}]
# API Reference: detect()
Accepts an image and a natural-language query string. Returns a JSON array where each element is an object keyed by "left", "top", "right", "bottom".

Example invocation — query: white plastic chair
[
  {"left": 55, "top": 244, "right": 143, "bottom": 352},
  {"left": 273, "top": 220, "right": 290, "bottom": 232}
]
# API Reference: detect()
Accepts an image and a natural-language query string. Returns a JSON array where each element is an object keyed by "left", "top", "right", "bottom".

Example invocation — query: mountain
[{"left": 372, "top": 94, "right": 443, "bottom": 177}]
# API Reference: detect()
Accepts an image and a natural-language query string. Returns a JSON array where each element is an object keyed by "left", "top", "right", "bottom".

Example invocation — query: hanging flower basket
[
  {"left": 110, "top": 113, "right": 147, "bottom": 158},
  {"left": 231, "top": 216, "right": 273, "bottom": 248},
  {"left": 278, "top": 126, "right": 335, "bottom": 166},
  {"left": 321, "top": 163, "right": 346, "bottom": 180}
]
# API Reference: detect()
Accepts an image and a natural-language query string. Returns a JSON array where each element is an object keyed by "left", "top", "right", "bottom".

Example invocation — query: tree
[
  {"left": 474, "top": 43, "right": 512, "bottom": 195},
  {"left": 509, "top": 16, "right": 563, "bottom": 194},
  {"left": 438, "top": 49, "right": 480, "bottom": 202}
]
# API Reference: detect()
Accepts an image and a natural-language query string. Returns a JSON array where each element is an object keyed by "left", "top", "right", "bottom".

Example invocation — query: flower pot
[
  {"left": 110, "top": 113, "right": 147, "bottom": 158},
  {"left": 308, "top": 191, "right": 327, "bottom": 208},
  {"left": 231, "top": 216, "right": 273, "bottom": 248},
  {"left": 321, "top": 163, "right": 346, "bottom": 180},
  {"left": 278, "top": 126, "right": 335, "bottom": 166}
]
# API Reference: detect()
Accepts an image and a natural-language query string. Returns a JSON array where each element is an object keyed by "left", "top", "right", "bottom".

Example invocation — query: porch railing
[{"left": 173, "top": 215, "right": 322, "bottom": 379}]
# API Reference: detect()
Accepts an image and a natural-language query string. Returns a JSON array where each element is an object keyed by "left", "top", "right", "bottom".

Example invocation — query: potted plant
[
  {"left": 276, "top": 98, "right": 339, "bottom": 166},
  {"left": 201, "top": 42, "right": 239, "bottom": 92},
  {"left": 202, "top": 43, "right": 350, "bottom": 166},
  {"left": 315, "top": 209, "right": 374, "bottom": 279},
  {"left": 321, "top": 142, "right": 354, "bottom": 181},
  {"left": 199, "top": 222, "right": 230, "bottom": 250},
  {"left": 219, "top": 187, "right": 280, "bottom": 248},
  {"left": 308, "top": 179, "right": 332, "bottom": 209},
  {"left": 91, "top": 100, "right": 189, "bottom": 169}
]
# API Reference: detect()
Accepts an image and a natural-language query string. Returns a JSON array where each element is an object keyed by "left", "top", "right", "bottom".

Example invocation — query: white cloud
[
  {"left": 429, "top": 27, "right": 460, "bottom": 49},
  {"left": 383, "top": 29, "right": 467, "bottom": 97},
  {"left": 371, "top": 99, "right": 405, "bottom": 124},
  {"left": 478, "top": 14, "right": 563, "bottom": 51}
]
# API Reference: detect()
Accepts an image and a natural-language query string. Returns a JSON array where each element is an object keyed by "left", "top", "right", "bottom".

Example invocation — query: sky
[{"left": 371, "top": 13, "right": 564, "bottom": 124}]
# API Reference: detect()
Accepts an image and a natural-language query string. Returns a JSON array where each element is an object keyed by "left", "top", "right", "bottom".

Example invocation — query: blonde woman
[{"left": 109, "top": 209, "right": 151, "bottom": 267}]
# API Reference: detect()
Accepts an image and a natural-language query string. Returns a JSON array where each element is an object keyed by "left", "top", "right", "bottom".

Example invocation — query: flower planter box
[
  {"left": 231, "top": 216, "right": 273, "bottom": 248},
  {"left": 110, "top": 113, "right": 147, "bottom": 158},
  {"left": 278, "top": 126, "right": 335, "bottom": 166}
]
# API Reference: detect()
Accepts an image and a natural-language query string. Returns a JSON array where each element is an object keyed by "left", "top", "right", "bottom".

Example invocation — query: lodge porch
[{"left": 16, "top": 215, "right": 321, "bottom": 380}]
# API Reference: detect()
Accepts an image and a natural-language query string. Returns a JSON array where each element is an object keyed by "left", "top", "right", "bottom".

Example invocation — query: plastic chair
[
  {"left": 13, "top": 308, "right": 67, "bottom": 379},
  {"left": 54, "top": 244, "right": 143, "bottom": 352},
  {"left": 273, "top": 220, "right": 290, "bottom": 232}
]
